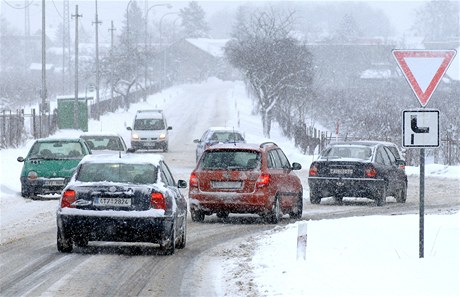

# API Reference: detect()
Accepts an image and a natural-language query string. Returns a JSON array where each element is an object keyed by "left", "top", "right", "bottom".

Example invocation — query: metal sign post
[{"left": 394, "top": 49, "right": 456, "bottom": 258}]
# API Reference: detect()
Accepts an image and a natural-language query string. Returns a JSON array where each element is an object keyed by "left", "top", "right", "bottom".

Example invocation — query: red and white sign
[{"left": 392, "top": 50, "right": 456, "bottom": 107}]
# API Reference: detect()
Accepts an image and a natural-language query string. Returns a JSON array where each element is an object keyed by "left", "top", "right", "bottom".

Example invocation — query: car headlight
[
  {"left": 132, "top": 133, "right": 139, "bottom": 140},
  {"left": 27, "top": 171, "right": 38, "bottom": 180},
  {"left": 159, "top": 133, "right": 166, "bottom": 140}
]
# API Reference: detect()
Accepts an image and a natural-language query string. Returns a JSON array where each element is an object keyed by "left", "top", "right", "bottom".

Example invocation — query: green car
[{"left": 17, "top": 138, "right": 92, "bottom": 198}]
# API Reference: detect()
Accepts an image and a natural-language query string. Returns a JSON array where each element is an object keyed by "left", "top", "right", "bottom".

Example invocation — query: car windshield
[
  {"left": 29, "top": 141, "right": 84, "bottom": 159},
  {"left": 134, "top": 119, "right": 165, "bottom": 130},
  {"left": 209, "top": 132, "right": 244, "bottom": 142},
  {"left": 200, "top": 150, "right": 261, "bottom": 170},
  {"left": 81, "top": 136, "right": 123, "bottom": 151},
  {"left": 322, "top": 146, "right": 372, "bottom": 160},
  {"left": 77, "top": 163, "right": 158, "bottom": 184}
]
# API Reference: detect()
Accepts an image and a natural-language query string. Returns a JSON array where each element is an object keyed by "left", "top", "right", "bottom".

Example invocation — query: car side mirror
[
  {"left": 292, "top": 162, "right": 302, "bottom": 170},
  {"left": 126, "top": 127, "right": 132, "bottom": 131},
  {"left": 396, "top": 159, "right": 406, "bottom": 167},
  {"left": 167, "top": 126, "right": 172, "bottom": 130},
  {"left": 178, "top": 180, "right": 187, "bottom": 188},
  {"left": 193, "top": 139, "right": 200, "bottom": 143},
  {"left": 17, "top": 156, "right": 24, "bottom": 162}
]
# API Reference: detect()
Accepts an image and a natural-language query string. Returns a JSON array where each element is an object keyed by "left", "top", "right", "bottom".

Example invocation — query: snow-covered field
[{"left": 1, "top": 78, "right": 459, "bottom": 296}]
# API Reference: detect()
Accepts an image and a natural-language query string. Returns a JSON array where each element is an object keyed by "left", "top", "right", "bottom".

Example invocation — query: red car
[{"left": 189, "top": 142, "right": 303, "bottom": 223}]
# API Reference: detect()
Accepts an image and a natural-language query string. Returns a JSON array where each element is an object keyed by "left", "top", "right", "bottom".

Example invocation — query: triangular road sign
[{"left": 392, "top": 50, "right": 456, "bottom": 107}]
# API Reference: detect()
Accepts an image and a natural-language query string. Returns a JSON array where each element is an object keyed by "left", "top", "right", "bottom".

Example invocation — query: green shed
[{"left": 57, "top": 97, "right": 88, "bottom": 132}]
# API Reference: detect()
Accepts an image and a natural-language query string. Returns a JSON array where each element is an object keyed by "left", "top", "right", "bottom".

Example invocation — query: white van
[{"left": 127, "top": 110, "right": 172, "bottom": 152}]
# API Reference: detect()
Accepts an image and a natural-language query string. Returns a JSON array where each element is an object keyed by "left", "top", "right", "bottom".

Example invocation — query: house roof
[{"left": 185, "top": 38, "right": 229, "bottom": 58}]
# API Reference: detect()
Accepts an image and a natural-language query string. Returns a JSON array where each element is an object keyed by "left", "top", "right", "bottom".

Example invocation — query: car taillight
[
  {"left": 151, "top": 192, "right": 166, "bottom": 210},
  {"left": 189, "top": 172, "right": 198, "bottom": 188},
  {"left": 61, "top": 190, "right": 76, "bottom": 208},
  {"left": 256, "top": 173, "right": 270, "bottom": 188},
  {"left": 365, "top": 166, "right": 378, "bottom": 178},
  {"left": 309, "top": 164, "right": 318, "bottom": 176}
]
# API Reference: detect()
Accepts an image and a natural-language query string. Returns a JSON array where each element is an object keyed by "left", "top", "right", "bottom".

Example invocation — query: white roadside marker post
[{"left": 297, "top": 221, "right": 308, "bottom": 260}]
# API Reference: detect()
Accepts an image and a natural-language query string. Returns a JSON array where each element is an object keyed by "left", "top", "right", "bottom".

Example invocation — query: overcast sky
[{"left": 1, "top": 0, "right": 429, "bottom": 41}]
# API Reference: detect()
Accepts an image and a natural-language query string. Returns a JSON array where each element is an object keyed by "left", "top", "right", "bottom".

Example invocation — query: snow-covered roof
[
  {"left": 80, "top": 153, "right": 163, "bottom": 166},
  {"left": 29, "top": 63, "right": 54, "bottom": 71},
  {"left": 186, "top": 38, "right": 229, "bottom": 58}
]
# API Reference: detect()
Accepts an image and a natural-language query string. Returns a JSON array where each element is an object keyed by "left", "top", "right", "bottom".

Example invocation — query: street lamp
[
  {"left": 144, "top": 3, "right": 172, "bottom": 96},
  {"left": 159, "top": 12, "right": 179, "bottom": 89}
]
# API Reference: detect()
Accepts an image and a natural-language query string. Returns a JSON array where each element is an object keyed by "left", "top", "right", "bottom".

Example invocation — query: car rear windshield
[
  {"left": 200, "top": 150, "right": 261, "bottom": 170},
  {"left": 81, "top": 136, "right": 123, "bottom": 151},
  {"left": 322, "top": 146, "right": 372, "bottom": 160},
  {"left": 210, "top": 132, "right": 244, "bottom": 142},
  {"left": 77, "top": 163, "right": 158, "bottom": 184},
  {"left": 29, "top": 141, "right": 84, "bottom": 159},
  {"left": 134, "top": 119, "right": 165, "bottom": 130}
]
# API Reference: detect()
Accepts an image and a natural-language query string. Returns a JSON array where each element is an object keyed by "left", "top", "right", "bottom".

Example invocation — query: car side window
[
  {"left": 268, "top": 150, "right": 282, "bottom": 169},
  {"left": 384, "top": 147, "right": 396, "bottom": 165},
  {"left": 160, "top": 161, "right": 175, "bottom": 187},
  {"left": 378, "top": 147, "right": 391, "bottom": 166},
  {"left": 275, "top": 149, "right": 291, "bottom": 169}
]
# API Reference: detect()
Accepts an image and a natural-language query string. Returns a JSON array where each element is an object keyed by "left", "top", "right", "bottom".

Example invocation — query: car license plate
[
  {"left": 44, "top": 179, "right": 65, "bottom": 186},
  {"left": 94, "top": 197, "right": 132, "bottom": 206},
  {"left": 330, "top": 168, "right": 353, "bottom": 175},
  {"left": 212, "top": 181, "right": 242, "bottom": 189}
]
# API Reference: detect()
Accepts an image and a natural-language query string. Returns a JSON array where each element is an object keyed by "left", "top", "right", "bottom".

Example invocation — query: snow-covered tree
[
  {"left": 226, "top": 8, "right": 314, "bottom": 138},
  {"left": 412, "top": 0, "right": 460, "bottom": 41},
  {"left": 179, "top": 1, "right": 209, "bottom": 38}
]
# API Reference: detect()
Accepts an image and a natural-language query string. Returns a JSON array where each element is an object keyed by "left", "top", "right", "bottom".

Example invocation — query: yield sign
[{"left": 392, "top": 50, "right": 456, "bottom": 107}]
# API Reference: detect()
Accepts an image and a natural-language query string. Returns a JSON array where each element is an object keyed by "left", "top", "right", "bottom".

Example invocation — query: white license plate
[
  {"left": 330, "top": 168, "right": 353, "bottom": 175},
  {"left": 44, "top": 179, "right": 65, "bottom": 186},
  {"left": 212, "top": 181, "right": 242, "bottom": 189},
  {"left": 94, "top": 197, "right": 132, "bottom": 206}
]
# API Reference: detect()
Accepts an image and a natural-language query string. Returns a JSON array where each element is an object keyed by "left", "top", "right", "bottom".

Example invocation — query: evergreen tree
[{"left": 179, "top": 2, "right": 209, "bottom": 38}]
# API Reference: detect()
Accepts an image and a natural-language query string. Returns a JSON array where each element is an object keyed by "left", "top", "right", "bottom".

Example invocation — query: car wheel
[
  {"left": 176, "top": 219, "right": 187, "bottom": 249},
  {"left": 376, "top": 185, "right": 387, "bottom": 206},
  {"left": 335, "top": 196, "right": 344, "bottom": 205},
  {"left": 191, "top": 209, "right": 205, "bottom": 222},
  {"left": 216, "top": 211, "right": 229, "bottom": 219},
  {"left": 395, "top": 183, "right": 407, "bottom": 203},
  {"left": 74, "top": 235, "right": 89, "bottom": 248},
  {"left": 266, "top": 196, "right": 281, "bottom": 224},
  {"left": 57, "top": 227, "right": 73, "bottom": 253},
  {"left": 289, "top": 192, "right": 303, "bottom": 219},
  {"left": 161, "top": 225, "right": 176, "bottom": 255},
  {"left": 21, "top": 186, "right": 32, "bottom": 198},
  {"left": 310, "top": 189, "right": 321, "bottom": 204}
]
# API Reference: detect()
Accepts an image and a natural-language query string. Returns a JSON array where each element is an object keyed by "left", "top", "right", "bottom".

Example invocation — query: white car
[
  {"left": 80, "top": 132, "right": 128, "bottom": 154},
  {"left": 127, "top": 110, "right": 172, "bottom": 152},
  {"left": 193, "top": 127, "right": 246, "bottom": 162}
]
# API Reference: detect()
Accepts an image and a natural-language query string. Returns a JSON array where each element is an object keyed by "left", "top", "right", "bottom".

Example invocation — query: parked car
[
  {"left": 127, "top": 109, "right": 172, "bottom": 152},
  {"left": 80, "top": 132, "right": 128, "bottom": 154},
  {"left": 17, "top": 138, "right": 92, "bottom": 198},
  {"left": 308, "top": 141, "right": 407, "bottom": 206},
  {"left": 189, "top": 142, "right": 303, "bottom": 223},
  {"left": 56, "top": 153, "right": 188, "bottom": 255},
  {"left": 193, "top": 127, "right": 246, "bottom": 162}
]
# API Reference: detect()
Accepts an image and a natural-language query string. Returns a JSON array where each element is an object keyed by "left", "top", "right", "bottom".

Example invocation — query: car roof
[
  {"left": 135, "top": 110, "right": 164, "bottom": 119},
  {"left": 207, "top": 127, "right": 243, "bottom": 132},
  {"left": 329, "top": 141, "right": 384, "bottom": 148},
  {"left": 36, "top": 137, "right": 83, "bottom": 143},
  {"left": 80, "top": 153, "right": 163, "bottom": 166},
  {"left": 205, "top": 142, "right": 278, "bottom": 151},
  {"left": 80, "top": 132, "right": 122, "bottom": 137}
]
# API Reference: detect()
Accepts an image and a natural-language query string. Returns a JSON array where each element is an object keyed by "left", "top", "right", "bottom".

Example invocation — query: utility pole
[
  {"left": 108, "top": 21, "right": 116, "bottom": 110},
  {"left": 72, "top": 5, "right": 82, "bottom": 129},
  {"left": 40, "top": 0, "right": 47, "bottom": 137},
  {"left": 62, "top": 0, "right": 70, "bottom": 94},
  {"left": 93, "top": 0, "right": 102, "bottom": 120}
]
